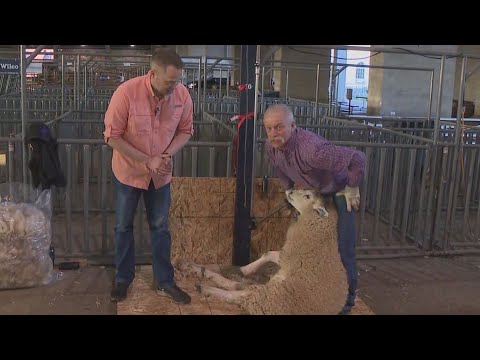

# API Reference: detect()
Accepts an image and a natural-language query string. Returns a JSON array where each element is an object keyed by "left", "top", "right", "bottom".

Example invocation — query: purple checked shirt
[{"left": 266, "top": 128, "right": 366, "bottom": 194}]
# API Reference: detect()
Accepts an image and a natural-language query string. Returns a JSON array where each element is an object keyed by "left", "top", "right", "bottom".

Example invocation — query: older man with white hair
[{"left": 263, "top": 104, "right": 366, "bottom": 315}]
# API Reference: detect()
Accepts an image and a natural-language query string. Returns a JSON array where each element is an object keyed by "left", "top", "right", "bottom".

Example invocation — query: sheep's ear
[{"left": 313, "top": 205, "right": 328, "bottom": 217}]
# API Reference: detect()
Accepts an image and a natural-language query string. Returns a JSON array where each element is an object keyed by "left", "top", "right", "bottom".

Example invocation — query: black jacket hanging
[{"left": 26, "top": 123, "right": 66, "bottom": 190}]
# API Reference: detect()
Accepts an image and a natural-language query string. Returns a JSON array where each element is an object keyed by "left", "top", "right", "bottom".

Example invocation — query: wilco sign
[{"left": 0, "top": 59, "right": 20, "bottom": 75}]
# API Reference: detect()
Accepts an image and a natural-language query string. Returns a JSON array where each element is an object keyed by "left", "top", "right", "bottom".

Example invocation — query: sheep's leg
[
  {"left": 178, "top": 260, "right": 243, "bottom": 290},
  {"left": 197, "top": 284, "right": 250, "bottom": 304},
  {"left": 200, "top": 266, "right": 244, "bottom": 290},
  {"left": 240, "top": 250, "right": 280, "bottom": 276},
  {"left": 177, "top": 258, "right": 220, "bottom": 273}
]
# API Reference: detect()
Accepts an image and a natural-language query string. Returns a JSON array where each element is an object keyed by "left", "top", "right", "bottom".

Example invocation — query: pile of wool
[{"left": 0, "top": 201, "right": 53, "bottom": 289}]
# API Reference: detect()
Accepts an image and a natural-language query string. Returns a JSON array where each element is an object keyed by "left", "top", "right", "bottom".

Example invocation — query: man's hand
[
  {"left": 156, "top": 154, "right": 172, "bottom": 176},
  {"left": 146, "top": 154, "right": 172, "bottom": 176},
  {"left": 336, "top": 185, "right": 360, "bottom": 212}
]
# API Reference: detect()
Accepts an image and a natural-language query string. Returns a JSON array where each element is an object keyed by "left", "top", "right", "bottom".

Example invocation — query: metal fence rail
[
  {"left": 1, "top": 125, "right": 478, "bottom": 261},
  {"left": 1, "top": 47, "right": 480, "bottom": 261},
  {"left": 1, "top": 108, "right": 479, "bottom": 258}
]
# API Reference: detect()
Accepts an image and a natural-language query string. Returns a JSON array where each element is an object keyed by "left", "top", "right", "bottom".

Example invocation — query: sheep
[
  {"left": 177, "top": 189, "right": 348, "bottom": 315},
  {"left": 0, "top": 202, "right": 53, "bottom": 289}
]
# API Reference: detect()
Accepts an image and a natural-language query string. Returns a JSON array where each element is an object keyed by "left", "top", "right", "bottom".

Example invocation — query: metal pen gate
[{"left": 1, "top": 46, "right": 480, "bottom": 263}]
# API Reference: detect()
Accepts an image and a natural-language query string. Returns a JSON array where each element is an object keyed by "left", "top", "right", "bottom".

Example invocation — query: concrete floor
[
  {"left": 0, "top": 266, "right": 117, "bottom": 315},
  {"left": 357, "top": 255, "right": 480, "bottom": 315},
  {"left": 1, "top": 255, "right": 480, "bottom": 315}
]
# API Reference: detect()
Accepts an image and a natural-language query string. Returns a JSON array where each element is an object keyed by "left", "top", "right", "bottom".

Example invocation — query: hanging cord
[{"left": 252, "top": 202, "right": 291, "bottom": 228}]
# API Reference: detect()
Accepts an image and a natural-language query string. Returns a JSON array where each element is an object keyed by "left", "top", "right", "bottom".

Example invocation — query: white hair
[{"left": 264, "top": 104, "right": 295, "bottom": 125}]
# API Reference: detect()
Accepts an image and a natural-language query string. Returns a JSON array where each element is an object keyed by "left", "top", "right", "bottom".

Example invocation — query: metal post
[
  {"left": 203, "top": 53, "right": 207, "bottom": 120},
  {"left": 8, "top": 138, "right": 14, "bottom": 195},
  {"left": 433, "top": 56, "right": 445, "bottom": 146},
  {"left": 226, "top": 144, "right": 232, "bottom": 177},
  {"left": 425, "top": 56, "right": 445, "bottom": 248},
  {"left": 227, "top": 69, "right": 230, "bottom": 97},
  {"left": 19, "top": 45, "right": 28, "bottom": 199},
  {"left": 83, "top": 144, "right": 90, "bottom": 253},
  {"left": 444, "top": 56, "right": 467, "bottom": 249},
  {"left": 191, "top": 147, "right": 198, "bottom": 176},
  {"left": 233, "top": 45, "right": 257, "bottom": 266},
  {"left": 100, "top": 145, "right": 108, "bottom": 255},
  {"left": 328, "top": 49, "right": 338, "bottom": 116},
  {"left": 77, "top": 54, "right": 81, "bottom": 111},
  {"left": 219, "top": 68, "right": 222, "bottom": 97},
  {"left": 328, "top": 65, "right": 334, "bottom": 116},
  {"left": 261, "top": 66, "right": 265, "bottom": 114},
  {"left": 209, "top": 147, "right": 215, "bottom": 177},
  {"left": 84, "top": 64, "right": 87, "bottom": 104},
  {"left": 335, "top": 68, "right": 340, "bottom": 111},
  {"left": 65, "top": 144, "right": 72, "bottom": 254},
  {"left": 314, "top": 63, "right": 320, "bottom": 120},
  {"left": 250, "top": 45, "right": 261, "bottom": 220},
  {"left": 285, "top": 69, "right": 289, "bottom": 100},
  {"left": 197, "top": 58, "right": 201, "bottom": 113},
  {"left": 426, "top": 70, "right": 434, "bottom": 128},
  {"left": 73, "top": 58, "right": 76, "bottom": 111}
]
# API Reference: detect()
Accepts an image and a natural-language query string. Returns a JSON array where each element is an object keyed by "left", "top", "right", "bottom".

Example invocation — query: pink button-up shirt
[{"left": 103, "top": 70, "right": 194, "bottom": 190}]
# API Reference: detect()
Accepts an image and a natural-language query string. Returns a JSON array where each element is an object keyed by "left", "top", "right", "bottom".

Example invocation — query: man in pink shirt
[{"left": 104, "top": 48, "right": 193, "bottom": 304}]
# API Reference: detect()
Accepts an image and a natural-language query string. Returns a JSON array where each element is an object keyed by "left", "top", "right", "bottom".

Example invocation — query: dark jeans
[
  {"left": 113, "top": 175, "right": 174, "bottom": 288},
  {"left": 332, "top": 195, "right": 358, "bottom": 307}
]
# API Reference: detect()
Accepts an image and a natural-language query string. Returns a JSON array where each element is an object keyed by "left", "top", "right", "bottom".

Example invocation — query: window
[{"left": 356, "top": 62, "right": 365, "bottom": 80}]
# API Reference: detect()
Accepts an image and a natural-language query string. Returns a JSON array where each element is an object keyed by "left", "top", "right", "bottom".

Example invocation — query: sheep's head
[{"left": 285, "top": 189, "right": 328, "bottom": 217}]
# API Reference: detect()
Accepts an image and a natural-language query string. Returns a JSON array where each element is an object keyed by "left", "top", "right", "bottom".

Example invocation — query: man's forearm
[
  {"left": 163, "top": 133, "right": 192, "bottom": 156},
  {"left": 107, "top": 137, "right": 150, "bottom": 163}
]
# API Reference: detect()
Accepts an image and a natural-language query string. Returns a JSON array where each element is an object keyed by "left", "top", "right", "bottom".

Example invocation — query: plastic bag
[{"left": 0, "top": 182, "right": 54, "bottom": 289}]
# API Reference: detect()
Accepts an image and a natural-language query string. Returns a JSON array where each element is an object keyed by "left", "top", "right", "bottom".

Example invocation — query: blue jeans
[
  {"left": 332, "top": 195, "right": 358, "bottom": 307},
  {"left": 112, "top": 175, "right": 174, "bottom": 288}
]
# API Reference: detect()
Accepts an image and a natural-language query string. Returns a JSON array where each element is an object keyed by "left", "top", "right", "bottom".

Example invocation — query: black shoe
[
  {"left": 156, "top": 284, "right": 191, "bottom": 304},
  {"left": 111, "top": 282, "right": 129, "bottom": 302}
]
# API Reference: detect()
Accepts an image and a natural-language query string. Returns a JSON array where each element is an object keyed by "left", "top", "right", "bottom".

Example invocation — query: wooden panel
[
  {"left": 189, "top": 218, "right": 219, "bottom": 264},
  {"left": 170, "top": 217, "right": 193, "bottom": 263},
  {"left": 219, "top": 178, "right": 236, "bottom": 193},
  {"left": 170, "top": 178, "right": 221, "bottom": 217},
  {"left": 252, "top": 178, "right": 269, "bottom": 218},
  {"left": 219, "top": 193, "right": 235, "bottom": 217},
  {"left": 167, "top": 177, "right": 294, "bottom": 265},
  {"left": 217, "top": 218, "right": 233, "bottom": 264}
]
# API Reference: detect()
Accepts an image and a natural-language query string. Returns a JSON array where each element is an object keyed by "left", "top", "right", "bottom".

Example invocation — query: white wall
[{"left": 373, "top": 45, "right": 459, "bottom": 117}]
